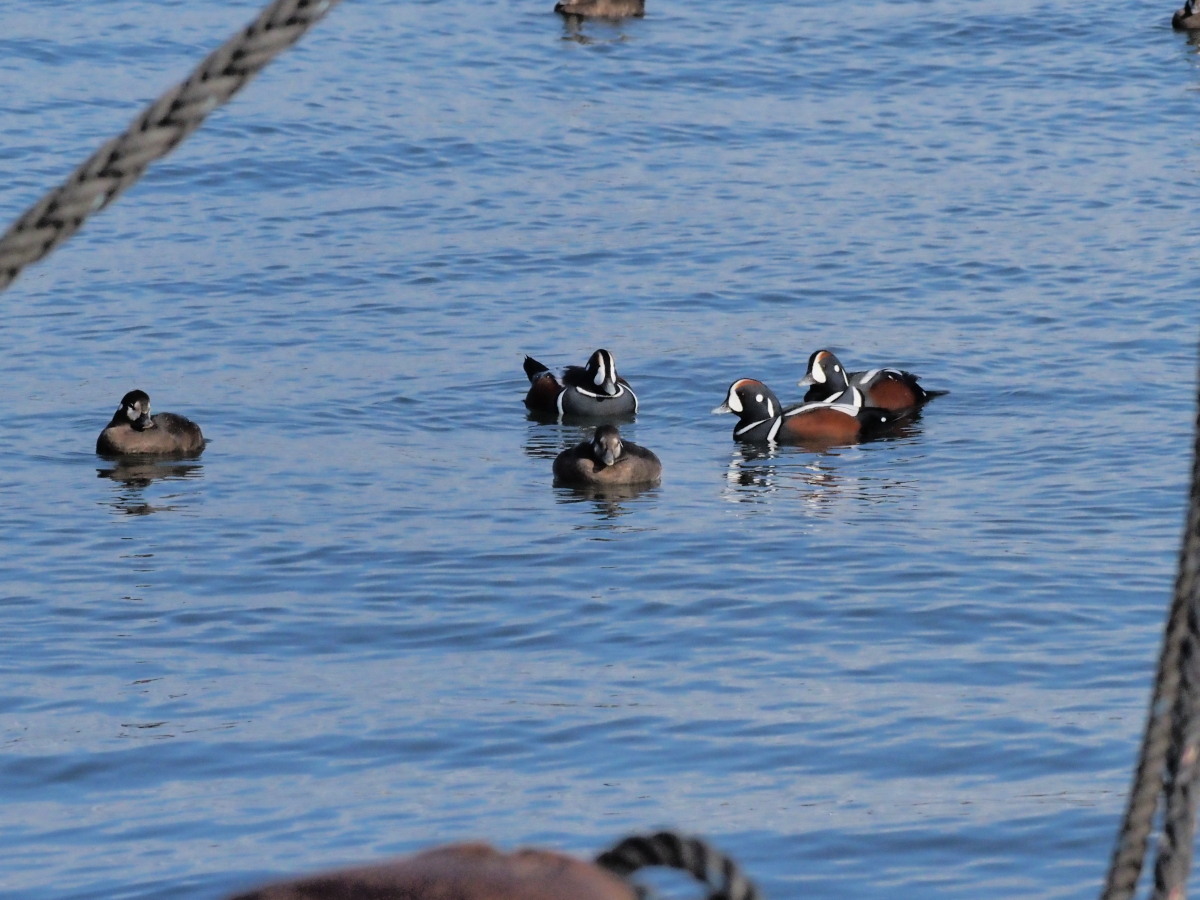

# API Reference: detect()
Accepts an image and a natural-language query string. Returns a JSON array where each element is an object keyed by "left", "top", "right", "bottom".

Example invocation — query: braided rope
[
  {"left": 0, "top": 0, "right": 341, "bottom": 293},
  {"left": 1153, "top": 586, "right": 1200, "bottom": 899},
  {"left": 1101, "top": 378, "right": 1200, "bottom": 900},
  {"left": 596, "top": 831, "right": 761, "bottom": 900}
]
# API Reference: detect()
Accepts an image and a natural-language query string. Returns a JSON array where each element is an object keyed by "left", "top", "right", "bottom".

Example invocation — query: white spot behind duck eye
[{"left": 755, "top": 393, "right": 764, "bottom": 403}]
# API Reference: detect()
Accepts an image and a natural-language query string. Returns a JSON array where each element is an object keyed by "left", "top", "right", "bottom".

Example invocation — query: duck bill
[
  {"left": 797, "top": 374, "right": 816, "bottom": 387},
  {"left": 711, "top": 402, "right": 733, "bottom": 414}
]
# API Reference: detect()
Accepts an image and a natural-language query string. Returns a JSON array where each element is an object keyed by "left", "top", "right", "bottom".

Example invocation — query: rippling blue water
[{"left": 2, "top": 1, "right": 1199, "bottom": 898}]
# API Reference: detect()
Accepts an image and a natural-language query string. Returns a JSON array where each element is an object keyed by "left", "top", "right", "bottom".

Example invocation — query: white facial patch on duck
[
  {"left": 811, "top": 359, "right": 827, "bottom": 384},
  {"left": 726, "top": 388, "right": 743, "bottom": 414}
]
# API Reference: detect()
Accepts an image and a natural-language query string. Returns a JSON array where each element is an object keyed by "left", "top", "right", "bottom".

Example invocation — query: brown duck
[
  {"left": 553, "top": 424, "right": 661, "bottom": 487},
  {"left": 95, "top": 389, "right": 205, "bottom": 457},
  {"left": 555, "top": 0, "right": 645, "bottom": 19}
]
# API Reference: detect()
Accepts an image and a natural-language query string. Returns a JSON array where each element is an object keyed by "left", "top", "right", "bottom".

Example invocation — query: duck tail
[{"left": 523, "top": 355, "right": 551, "bottom": 383}]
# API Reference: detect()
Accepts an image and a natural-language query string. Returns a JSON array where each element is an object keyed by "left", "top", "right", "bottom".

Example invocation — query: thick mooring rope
[
  {"left": 596, "top": 831, "right": 762, "bottom": 900},
  {"left": 0, "top": 0, "right": 341, "bottom": 293},
  {"left": 1102, "top": 381, "right": 1200, "bottom": 900},
  {"left": 1152, "top": 573, "right": 1200, "bottom": 900}
]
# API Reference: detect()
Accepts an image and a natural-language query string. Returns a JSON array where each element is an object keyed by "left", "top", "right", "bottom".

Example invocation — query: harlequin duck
[
  {"left": 798, "top": 349, "right": 945, "bottom": 413},
  {"left": 524, "top": 349, "right": 638, "bottom": 421},
  {"left": 1175, "top": 0, "right": 1200, "bottom": 28},
  {"left": 553, "top": 424, "right": 661, "bottom": 487},
  {"left": 713, "top": 378, "right": 898, "bottom": 445},
  {"left": 555, "top": 0, "right": 644, "bottom": 18},
  {"left": 96, "top": 389, "right": 205, "bottom": 457}
]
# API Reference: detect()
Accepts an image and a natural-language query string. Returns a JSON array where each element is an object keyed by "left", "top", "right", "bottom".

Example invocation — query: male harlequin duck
[
  {"left": 798, "top": 349, "right": 945, "bottom": 413},
  {"left": 555, "top": 0, "right": 645, "bottom": 18},
  {"left": 713, "top": 378, "right": 898, "bottom": 445},
  {"left": 1175, "top": 0, "right": 1200, "bottom": 28},
  {"left": 524, "top": 349, "right": 638, "bottom": 421},
  {"left": 96, "top": 389, "right": 205, "bottom": 457},
  {"left": 553, "top": 424, "right": 661, "bottom": 487}
]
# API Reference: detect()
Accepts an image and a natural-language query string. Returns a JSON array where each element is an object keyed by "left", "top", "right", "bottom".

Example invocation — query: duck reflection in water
[
  {"left": 97, "top": 460, "right": 204, "bottom": 515},
  {"left": 721, "top": 444, "right": 837, "bottom": 506},
  {"left": 722, "top": 435, "right": 922, "bottom": 511},
  {"left": 555, "top": 478, "right": 660, "bottom": 521}
]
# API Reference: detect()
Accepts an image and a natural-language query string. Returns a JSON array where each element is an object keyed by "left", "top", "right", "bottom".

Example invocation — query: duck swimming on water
[
  {"left": 713, "top": 378, "right": 899, "bottom": 446},
  {"left": 1175, "top": 0, "right": 1200, "bottom": 28},
  {"left": 798, "top": 349, "right": 946, "bottom": 413},
  {"left": 555, "top": 0, "right": 645, "bottom": 19},
  {"left": 523, "top": 349, "right": 639, "bottom": 421},
  {"left": 553, "top": 424, "right": 661, "bottom": 487},
  {"left": 96, "top": 389, "right": 205, "bottom": 457}
]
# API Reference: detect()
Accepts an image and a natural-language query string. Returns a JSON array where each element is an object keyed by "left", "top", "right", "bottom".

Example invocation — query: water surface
[{"left": 1, "top": 1, "right": 1199, "bottom": 898}]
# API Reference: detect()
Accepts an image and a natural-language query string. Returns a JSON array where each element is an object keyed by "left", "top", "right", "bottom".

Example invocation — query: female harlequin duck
[
  {"left": 555, "top": 0, "right": 645, "bottom": 18},
  {"left": 798, "top": 349, "right": 945, "bottom": 413},
  {"left": 524, "top": 349, "right": 638, "bottom": 421},
  {"left": 96, "top": 389, "right": 205, "bottom": 457},
  {"left": 553, "top": 424, "right": 661, "bottom": 487},
  {"left": 1175, "top": 0, "right": 1200, "bottom": 28},
  {"left": 713, "top": 378, "right": 897, "bottom": 445}
]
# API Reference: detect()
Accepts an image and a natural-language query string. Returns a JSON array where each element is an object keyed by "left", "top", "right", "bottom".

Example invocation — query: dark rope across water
[
  {"left": 1101, "top": 373, "right": 1200, "bottom": 900},
  {"left": 0, "top": 0, "right": 341, "bottom": 293}
]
